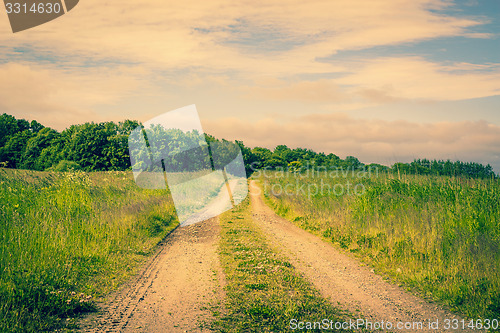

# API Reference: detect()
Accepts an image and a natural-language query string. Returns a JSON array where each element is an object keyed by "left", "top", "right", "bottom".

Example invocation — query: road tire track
[{"left": 79, "top": 218, "right": 223, "bottom": 333}]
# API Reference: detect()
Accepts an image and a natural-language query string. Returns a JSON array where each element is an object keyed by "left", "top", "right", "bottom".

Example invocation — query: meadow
[
  {"left": 258, "top": 168, "right": 500, "bottom": 319},
  {"left": 0, "top": 168, "right": 178, "bottom": 332}
]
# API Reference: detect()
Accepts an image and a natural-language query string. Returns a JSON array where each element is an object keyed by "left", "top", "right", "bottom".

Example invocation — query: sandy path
[
  {"left": 249, "top": 180, "right": 470, "bottom": 332},
  {"left": 80, "top": 218, "right": 223, "bottom": 333}
]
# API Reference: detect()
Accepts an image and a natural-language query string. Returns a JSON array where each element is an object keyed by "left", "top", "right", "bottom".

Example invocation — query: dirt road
[
  {"left": 81, "top": 180, "right": 470, "bottom": 332},
  {"left": 249, "top": 180, "right": 468, "bottom": 332},
  {"left": 80, "top": 218, "right": 223, "bottom": 333}
]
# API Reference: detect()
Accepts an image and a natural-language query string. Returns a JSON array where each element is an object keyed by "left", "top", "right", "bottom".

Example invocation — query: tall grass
[
  {"left": 0, "top": 168, "right": 177, "bottom": 332},
  {"left": 258, "top": 169, "right": 500, "bottom": 319}
]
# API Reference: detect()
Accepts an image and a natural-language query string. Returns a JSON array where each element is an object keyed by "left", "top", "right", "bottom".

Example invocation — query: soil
[{"left": 78, "top": 218, "right": 224, "bottom": 333}]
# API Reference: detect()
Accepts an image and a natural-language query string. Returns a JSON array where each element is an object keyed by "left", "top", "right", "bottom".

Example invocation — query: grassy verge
[
  {"left": 0, "top": 168, "right": 178, "bottom": 332},
  {"left": 210, "top": 197, "right": 354, "bottom": 332},
  {"left": 258, "top": 170, "right": 500, "bottom": 319}
]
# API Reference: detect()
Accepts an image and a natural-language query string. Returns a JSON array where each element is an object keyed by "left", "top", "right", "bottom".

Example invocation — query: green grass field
[
  {"left": 2, "top": 166, "right": 499, "bottom": 331},
  {"left": 0, "top": 168, "right": 178, "bottom": 332},
  {"left": 258, "top": 169, "right": 500, "bottom": 319}
]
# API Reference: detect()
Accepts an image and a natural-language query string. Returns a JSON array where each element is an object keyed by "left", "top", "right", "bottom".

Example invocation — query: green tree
[
  {"left": 0, "top": 130, "right": 34, "bottom": 168},
  {"left": 29, "top": 120, "right": 45, "bottom": 133},
  {"left": 343, "top": 156, "right": 362, "bottom": 169},
  {"left": 251, "top": 147, "right": 272, "bottom": 169},
  {"left": 274, "top": 145, "right": 293, "bottom": 163},
  {"left": 104, "top": 119, "right": 140, "bottom": 171},
  {"left": 63, "top": 122, "right": 121, "bottom": 171},
  {"left": 19, "top": 128, "right": 61, "bottom": 170},
  {"left": 0, "top": 114, "right": 22, "bottom": 147},
  {"left": 236, "top": 140, "right": 257, "bottom": 176}
]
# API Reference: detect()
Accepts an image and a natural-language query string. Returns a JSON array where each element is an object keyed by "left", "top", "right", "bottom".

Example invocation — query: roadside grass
[
  {"left": 0, "top": 168, "right": 178, "bottom": 332},
  {"left": 257, "top": 170, "right": 500, "bottom": 319},
  {"left": 210, "top": 197, "right": 355, "bottom": 332}
]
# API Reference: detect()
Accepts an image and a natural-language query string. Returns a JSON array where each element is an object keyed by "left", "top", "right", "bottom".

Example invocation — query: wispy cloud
[{"left": 335, "top": 57, "right": 500, "bottom": 101}]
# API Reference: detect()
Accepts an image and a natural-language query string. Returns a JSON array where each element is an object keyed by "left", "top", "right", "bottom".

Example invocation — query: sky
[{"left": 0, "top": 0, "right": 499, "bottom": 170}]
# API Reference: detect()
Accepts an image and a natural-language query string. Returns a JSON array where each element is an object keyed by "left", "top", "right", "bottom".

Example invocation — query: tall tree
[{"left": 19, "top": 128, "right": 61, "bottom": 170}]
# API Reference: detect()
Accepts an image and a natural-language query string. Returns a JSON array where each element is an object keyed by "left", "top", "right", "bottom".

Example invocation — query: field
[
  {"left": 0, "top": 168, "right": 178, "bottom": 332},
  {"left": 2, "top": 166, "right": 499, "bottom": 332},
  {"left": 258, "top": 168, "right": 500, "bottom": 319}
]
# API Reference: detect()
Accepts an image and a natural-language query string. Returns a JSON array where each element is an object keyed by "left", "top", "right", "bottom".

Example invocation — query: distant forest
[{"left": 0, "top": 113, "right": 497, "bottom": 179}]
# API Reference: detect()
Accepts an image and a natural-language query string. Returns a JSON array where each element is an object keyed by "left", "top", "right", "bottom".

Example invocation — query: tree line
[
  {"left": 0, "top": 113, "right": 497, "bottom": 179},
  {"left": 392, "top": 159, "right": 496, "bottom": 179}
]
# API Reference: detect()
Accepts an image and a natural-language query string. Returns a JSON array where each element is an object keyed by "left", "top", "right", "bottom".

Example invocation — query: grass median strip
[{"left": 210, "top": 197, "right": 354, "bottom": 332}]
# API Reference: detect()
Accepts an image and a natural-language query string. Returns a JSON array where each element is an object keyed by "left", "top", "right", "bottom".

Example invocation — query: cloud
[
  {"left": 203, "top": 113, "right": 500, "bottom": 171},
  {"left": 357, "top": 88, "right": 403, "bottom": 103},
  {"left": 0, "top": 62, "right": 151, "bottom": 129},
  {"left": 336, "top": 57, "right": 500, "bottom": 101},
  {"left": 247, "top": 79, "right": 348, "bottom": 103},
  {"left": 0, "top": 0, "right": 490, "bottom": 75}
]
